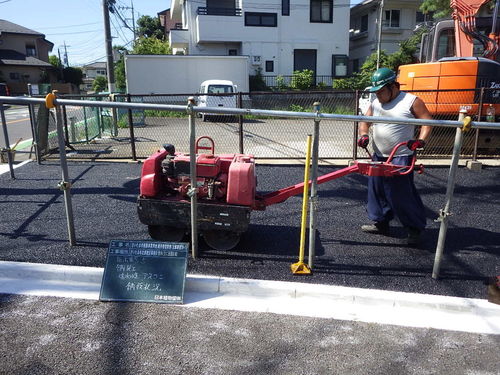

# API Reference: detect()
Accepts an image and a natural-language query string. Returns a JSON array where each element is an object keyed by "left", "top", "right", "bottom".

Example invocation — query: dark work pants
[{"left": 367, "top": 154, "right": 426, "bottom": 230}]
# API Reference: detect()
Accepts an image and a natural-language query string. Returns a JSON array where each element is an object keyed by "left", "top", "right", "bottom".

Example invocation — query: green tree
[
  {"left": 137, "top": 15, "right": 164, "bottom": 39},
  {"left": 49, "top": 55, "right": 62, "bottom": 68},
  {"left": 419, "top": 0, "right": 451, "bottom": 19},
  {"left": 92, "top": 75, "right": 108, "bottom": 92},
  {"left": 333, "top": 27, "right": 427, "bottom": 90},
  {"left": 62, "top": 67, "right": 83, "bottom": 86},
  {"left": 132, "top": 36, "right": 171, "bottom": 54},
  {"left": 113, "top": 45, "right": 128, "bottom": 91}
]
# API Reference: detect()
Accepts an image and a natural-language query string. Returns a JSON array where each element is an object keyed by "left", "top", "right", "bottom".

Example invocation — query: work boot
[
  {"left": 361, "top": 221, "right": 390, "bottom": 235},
  {"left": 407, "top": 227, "right": 422, "bottom": 246}
]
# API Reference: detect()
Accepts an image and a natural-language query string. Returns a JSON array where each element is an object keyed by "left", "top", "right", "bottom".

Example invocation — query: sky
[
  {"left": 1, "top": 0, "right": 363, "bottom": 67},
  {"left": 0, "top": 0, "right": 172, "bottom": 66}
]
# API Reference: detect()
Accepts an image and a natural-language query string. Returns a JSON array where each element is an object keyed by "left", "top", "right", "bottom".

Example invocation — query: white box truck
[{"left": 125, "top": 55, "right": 249, "bottom": 95}]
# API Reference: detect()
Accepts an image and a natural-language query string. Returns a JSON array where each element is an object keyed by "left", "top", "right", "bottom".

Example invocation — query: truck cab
[{"left": 198, "top": 79, "right": 238, "bottom": 121}]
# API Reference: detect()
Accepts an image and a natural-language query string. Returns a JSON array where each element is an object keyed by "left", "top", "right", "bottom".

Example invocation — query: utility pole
[
  {"left": 119, "top": 0, "right": 137, "bottom": 41},
  {"left": 63, "top": 41, "right": 70, "bottom": 67},
  {"left": 103, "top": 0, "right": 116, "bottom": 92},
  {"left": 376, "top": 0, "right": 384, "bottom": 69},
  {"left": 57, "top": 48, "right": 64, "bottom": 80}
]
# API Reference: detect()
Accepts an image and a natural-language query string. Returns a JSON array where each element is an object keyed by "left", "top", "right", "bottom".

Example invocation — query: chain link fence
[{"left": 35, "top": 88, "right": 499, "bottom": 160}]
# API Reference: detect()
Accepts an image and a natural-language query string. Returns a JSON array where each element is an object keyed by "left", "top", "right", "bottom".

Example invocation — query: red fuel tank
[{"left": 226, "top": 155, "right": 256, "bottom": 206}]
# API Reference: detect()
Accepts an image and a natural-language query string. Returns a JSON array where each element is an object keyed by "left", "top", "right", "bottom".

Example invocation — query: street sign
[{"left": 99, "top": 240, "right": 188, "bottom": 304}]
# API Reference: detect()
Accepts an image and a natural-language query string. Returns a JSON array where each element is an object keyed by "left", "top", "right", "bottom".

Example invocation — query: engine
[
  {"left": 161, "top": 152, "right": 228, "bottom": 201},
  {"left": 140, "top": 143, "right": 256, "bottom": 207}
]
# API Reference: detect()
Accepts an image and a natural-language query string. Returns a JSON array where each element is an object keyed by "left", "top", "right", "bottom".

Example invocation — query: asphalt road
[
  {"left": 1, "top": 293, "right": 498, "bottom": 375},
  {"left": 1, "top": 160, "right": 498, "bottom": 299}
]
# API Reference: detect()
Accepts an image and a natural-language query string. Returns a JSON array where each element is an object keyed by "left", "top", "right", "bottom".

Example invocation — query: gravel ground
[{"left": 1, "top": 160, "right": 499, "bottom": 299}]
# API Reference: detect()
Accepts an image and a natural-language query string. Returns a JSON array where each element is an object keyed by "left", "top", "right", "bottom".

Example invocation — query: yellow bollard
[{"left": 291, "top": 135, "right": 313, "bottom": 275}]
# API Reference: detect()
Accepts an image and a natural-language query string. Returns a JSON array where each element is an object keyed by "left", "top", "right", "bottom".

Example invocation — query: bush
[
  {"left": 275, "top": 75, "right": 287, "bottom": 91},
  {"left": 290, "top": 69, "right": 314, "bottom": 90}
]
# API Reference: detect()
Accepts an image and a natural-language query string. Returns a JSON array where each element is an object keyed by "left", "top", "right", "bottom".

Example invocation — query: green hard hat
[{"left": 369, "top": 68, "right": 397, "bottom": 92}]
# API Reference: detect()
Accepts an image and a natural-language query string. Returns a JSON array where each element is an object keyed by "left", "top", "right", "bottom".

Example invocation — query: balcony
[
  {"left": 196, "top": 12, "right": 247, "bottom": 43},
  {"left": 197, "top": 7, "right": 242, "bottom": 16},
  {"left": 169, "top": 28, "right": 189, "bottom": 49}
]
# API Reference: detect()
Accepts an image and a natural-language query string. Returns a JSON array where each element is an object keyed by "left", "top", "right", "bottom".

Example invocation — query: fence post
[
  {"left": 238, "top": 91, "right": 244, "bottom": 154},
  {"left": 51, "top": 91, "right": 77, "bottom": 246},
  {"left": 432, "top": 109, "right": 469, "bottom": 279},
  {"left": 308, "top": 102, "right": 321, "bottom": 269},
  {"left": 62, "top": 104, "right": 75, "bottom": 151},
  {"left": 472, "top": 87, "right": 484, "bottom": 161},
  {"left": 27, "top": 83, "right": 41, "bottom": 164},
  {"left": 127, "top": 94, "right": 137, "bottom": 161},
  {"left": 0, "top": 104, "right": 15, "bottom": 179},
  {"left": 83, "top": 105, "right": 89, "bottom": 143},
  {"left": 187, "top": 97, "right": 198, "bottom": 259},
  {"left": 110, "top": 93, "right": 118, "bottom": 137},
  {"left": 353, "top": 90, "right": 360, "bottom": 160}
]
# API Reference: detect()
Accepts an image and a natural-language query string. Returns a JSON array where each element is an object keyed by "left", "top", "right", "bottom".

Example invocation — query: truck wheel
[
  {"left": 148, "top": 225, "right": 185, "bottom": 242},
  {"left": 203, "top": 230, "right": 241, "bottom": 251}
]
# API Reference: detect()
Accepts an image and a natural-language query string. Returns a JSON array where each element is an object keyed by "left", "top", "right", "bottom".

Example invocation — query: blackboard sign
[{"left": 99, "top": 240, "right": 189, "bottom": 304}]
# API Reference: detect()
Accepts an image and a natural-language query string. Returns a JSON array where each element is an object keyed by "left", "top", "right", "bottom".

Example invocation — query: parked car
[
  {"left": 197, "top": 79, "right": 238, "bottom": 121},
  {"left": 358, "top": 86, "right": 375, "bottom": 115}
]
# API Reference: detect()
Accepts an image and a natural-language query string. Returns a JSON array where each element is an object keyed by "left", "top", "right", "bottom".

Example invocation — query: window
[
  {"left": 383, "top": 10, "right": 400, "bottom": 28},
  {"left": 26, "top": 45, "right": 36, "bottom": 56},
  {"left": 9, "top": 72, "right": 20, "bottom": 80},
  {"left": 437, "top": 28, "right": 455, "bottom": 60},
  {"left": 207, "top": 85, "right": 234, "bottom": 94},
  {"left": 332, "top": 55, "right": 348, "bottom": 77},
  {"left": 245, "top": 12, "right": 277, "bottom": 27},
  {"left": 282, "top": 0, "right": 290, "bottom": 16},
  {"left": 96, "top": 70, "right": 107, "bottom": 75},
  {"left": 416, "top": 11, "right": 434, "bottom": 23},
  {"left": 310, "top": 0, "right": 332, "bottom": 23},
  {"left": 265, "top": 60, "right": 274, "bottom": 72},
  {"left": 361, "top": 14, "right": 368, "bottom": 32}
]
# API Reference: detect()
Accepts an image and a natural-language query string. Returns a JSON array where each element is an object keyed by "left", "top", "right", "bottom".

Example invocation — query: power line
[
  {"left": 31, "top": 21, "right": 102, "bottom": 30},
  {"left": 46, "top": 29, "right": 102, "bottom": 36}
]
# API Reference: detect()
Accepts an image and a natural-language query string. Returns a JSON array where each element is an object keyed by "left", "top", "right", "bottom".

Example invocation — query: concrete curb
[
  {"left": 0, "top": 159, "right": 31, "bottom": 175},
  {"left": 1, "top": 261, "right": 499, "bottom": 334}
]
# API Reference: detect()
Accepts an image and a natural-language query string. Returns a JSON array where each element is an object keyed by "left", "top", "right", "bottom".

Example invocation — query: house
[
  {"left": 81, "top": 62, "right": 107, "bottom": 92},
  {"left": 0, "top": 19, "right": 57, "bottom": 94},
  {"left": 349, "top": 0, "right": 432, "bottom": 72},
  {"left": 168, "top": 0, "right": 350, "bottom": 82},
  {"left": 158, "top": 9, "right": 183, "bottom": 37}
]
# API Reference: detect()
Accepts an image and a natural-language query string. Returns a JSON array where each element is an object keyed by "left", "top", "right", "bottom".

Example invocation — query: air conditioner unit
[{"left": 251, "top": 55, "right": 261, "bottom": 65}]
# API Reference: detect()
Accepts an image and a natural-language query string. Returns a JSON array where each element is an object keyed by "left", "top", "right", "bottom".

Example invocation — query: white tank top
[{"left": 371, "top": 92, "right": 417, "bottom": 157}]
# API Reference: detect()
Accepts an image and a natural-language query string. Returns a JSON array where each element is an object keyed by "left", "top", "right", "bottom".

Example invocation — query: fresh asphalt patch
[{"left": 1, "top": 160, "right": 498, "bottom": 299}]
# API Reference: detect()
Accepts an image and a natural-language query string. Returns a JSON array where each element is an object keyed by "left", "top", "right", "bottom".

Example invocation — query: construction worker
[{"left": 357, "top": 67, "right": 433, "bottom": 245}]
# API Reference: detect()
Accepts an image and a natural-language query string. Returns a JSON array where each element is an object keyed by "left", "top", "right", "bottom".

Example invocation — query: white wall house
[
  {"left": 349, "top": 0, "right": 431, "bottom": 72},
  {"left": 169, "top": 0, "right": 351, "bottom": 80},
  {"left": 81, "top": 62, "right": 107, "bottom": 92}
]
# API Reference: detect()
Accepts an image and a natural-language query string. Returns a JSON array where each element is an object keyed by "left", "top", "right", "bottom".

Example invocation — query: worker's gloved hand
[
  {"left": 407, "top": 139, "right": 426, "bottom": 151},
  {"left": 357, "top": 134, "right": 369, "bottom": 148}
]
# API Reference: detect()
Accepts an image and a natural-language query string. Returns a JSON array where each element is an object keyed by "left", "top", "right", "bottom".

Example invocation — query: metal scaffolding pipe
[
  {"left": 187, "top": 97, "right": 198, "bottom": 259},
  {"left": 432, "top": 111, "right": 467, "bottom": 279},
  {"left": 1, "top": 95, "right": 499, "bottom": 130}
]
